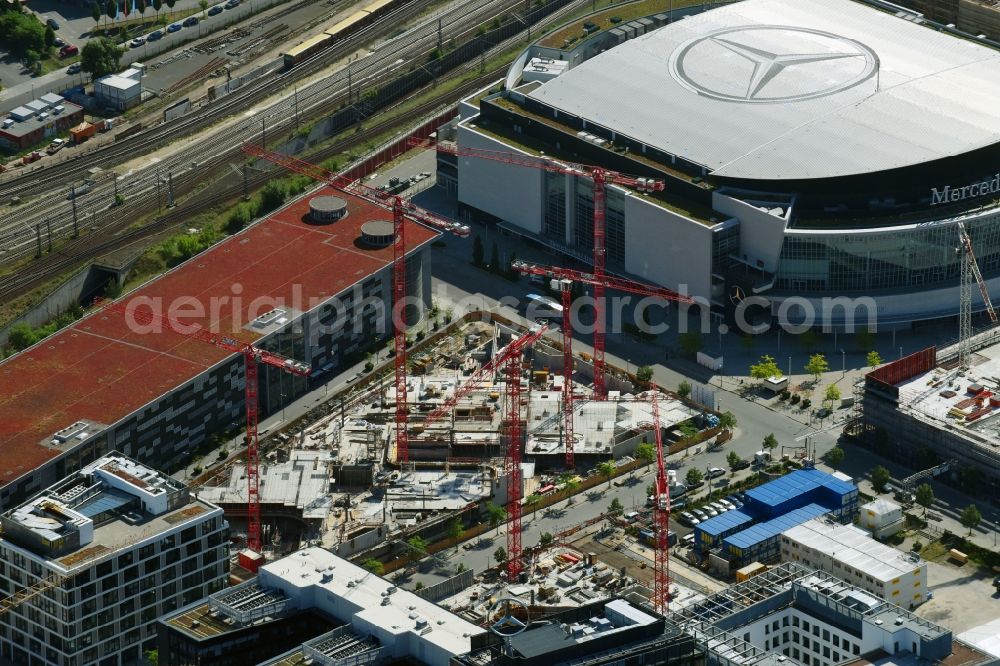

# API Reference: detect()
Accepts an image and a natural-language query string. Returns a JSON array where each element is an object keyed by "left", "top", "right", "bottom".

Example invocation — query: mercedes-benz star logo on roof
[{"left": 669, "top": 26, "right": 879, "bottom": 104}]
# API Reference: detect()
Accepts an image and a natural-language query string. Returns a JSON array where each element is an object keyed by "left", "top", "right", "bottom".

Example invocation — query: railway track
[
  {"left": 0, "top": 0, "right": 544, "bottom": 262},
  {"left": 0, "top": 0, "right": 551, "bottom": 262},
  {"left": 0, "top": 67, "right": 505, "bottom": 303},
  {"left": 0, "top": 0, "right": 439, "bottom": 201}
]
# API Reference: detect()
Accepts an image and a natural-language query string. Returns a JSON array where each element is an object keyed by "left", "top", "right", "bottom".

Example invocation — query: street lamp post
[{"left": 841, "top": 349, "right": 845, "bottom": 375}]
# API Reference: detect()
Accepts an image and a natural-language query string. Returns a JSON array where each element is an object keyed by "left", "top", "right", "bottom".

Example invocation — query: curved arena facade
[{"left": 446, "top": 0, "right": 1000, "bottom": 328}]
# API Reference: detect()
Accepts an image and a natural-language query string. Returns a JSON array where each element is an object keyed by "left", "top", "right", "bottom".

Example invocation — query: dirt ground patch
[{"left": 915, "top": 559, "right": 1000, "bottom": 634}]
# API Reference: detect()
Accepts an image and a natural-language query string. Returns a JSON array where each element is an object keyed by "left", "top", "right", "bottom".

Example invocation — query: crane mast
[{"left": 241, "top": 144, "right": 469, "bottom": 463}]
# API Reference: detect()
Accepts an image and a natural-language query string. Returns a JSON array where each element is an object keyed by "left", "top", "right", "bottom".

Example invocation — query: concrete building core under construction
[{"left": 862, "top": 343, "right": 1000, "bottom": 498}]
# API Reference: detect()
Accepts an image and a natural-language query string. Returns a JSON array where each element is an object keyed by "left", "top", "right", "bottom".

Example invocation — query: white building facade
[
  {"left": 0, "top": 453, "right": 228, "bottom": 665},
  {"left": 780, "top": 519, "right": 927, "bottom": 609}
]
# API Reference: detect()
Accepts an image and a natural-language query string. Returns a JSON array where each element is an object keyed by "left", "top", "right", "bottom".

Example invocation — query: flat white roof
[
  {"left": 783, "top": 519, "right": 922, "bottom": 583},
  {"left": 527, "top": 0, "right": 1000, "bottom": 181},
  {"left": 98, "top": 74, "right": 141, "bottom": 91},
  {"left": 261, "top": 547, "right": 486, "bottom": 658}
]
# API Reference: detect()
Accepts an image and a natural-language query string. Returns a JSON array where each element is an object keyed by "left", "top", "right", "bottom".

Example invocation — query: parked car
[
  {"left": 130, "top": 36, "right": 146, "bottom": 47},
  {"left": 691, "top": 509, "right": 708, "bottom": 522},
  {"left": 709, "top": 502, "right": 728, "bottom": 514},
  {"left": 725, "top": 495, "right": 743, "bottom": 509},
  {"left": 53, "top": 37, "right": 65, "bottom": 47},
  {"left": 167, "top": 22, "right": 182, "bottom": 32},
  {"left": 672, "top": 498, "right": 687, "bottom": 511},
  {"left": 182, "top": 15, "right": 199, "bottom": 26},
  {"left": 678, "top": 512, "right": 698, "bottom": 526},
  {"left": 718, "top": 499, "right": 735, "bottom": 511},
  {"left": 224, "top": 0, "right": 240, "bottom": 8},
  {"left": 702, "top": 506, "right": 719, "bottom": 518},
  {"left": 681, "top": 533, "right": 696, "bottom": 546},
  {"left": 706, "top": 467, "right": 726, "bottom": 479},
  {"left": 46, "top": 138, "right": 66, "bottom": 155},
  {"left": 59, "top": 44, "right": 78, "bottom": 58},
  {"left": 148, "top": 30, "right": 163, "bottom": 40},
  {"left": 46, "top": 17, "right": 60, "bottom": 29},
  {"left": 66, "top": 63, "right": 81, "bottom": 74},
  {"left": 207, "top": 5, "right": 223, "bottom": 15}
]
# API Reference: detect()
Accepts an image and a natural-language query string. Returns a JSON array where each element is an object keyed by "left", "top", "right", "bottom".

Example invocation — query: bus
[{"left": 525, "top": 293, "right": 563, "bottom": 322}]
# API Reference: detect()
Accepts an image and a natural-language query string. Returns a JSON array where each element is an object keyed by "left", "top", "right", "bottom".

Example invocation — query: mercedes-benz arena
[{"left": 447, "top": 0, "right": 1000, "bottom": 327}]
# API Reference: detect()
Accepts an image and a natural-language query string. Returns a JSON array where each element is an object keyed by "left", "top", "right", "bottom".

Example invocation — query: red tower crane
[
  {"left": 241, "top": 144, "right": 470, "bottom": 464},
  {"left": 497, "top": 325, "right": 548, "bottom": 579},
  {"left": 97, "top": 298, "right": 311, "bottom": 565},
  {"left": 648, "top": 383, "right": 670, "bottom": 615},
  {"left": 411, "top": 140, "right": 665, "bottom": 400},
  {"left": 512, "top": 260, "right": 694, "bottom": 468},
  {"left": 416, "top": 324, "right": 549, "bottom": 433}
]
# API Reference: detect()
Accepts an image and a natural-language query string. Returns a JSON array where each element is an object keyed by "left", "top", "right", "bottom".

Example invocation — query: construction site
[{"left": 194, "top": 315, "right": 709, "bottom": 573}]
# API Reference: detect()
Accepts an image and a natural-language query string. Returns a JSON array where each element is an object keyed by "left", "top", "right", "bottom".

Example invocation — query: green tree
[
  {"left": 143, "top": 650, "right": 159, "bottom": 666},
  {"left": 92, "top": 1, "right": 102, "bottom": 23},
  {"left": 539, "top": 532, "right": 554, "bottom": 547},
  {"left": 678, "top": 331, "right": 703, "bottom": 356},
  {"left": 105, "top": 0, "right": 117, "bottom": 23},
  {"left": 718, "top": 411, "right": 736, "bottom": 432},
  {"left": 824, "top": 384, "right": 841, "bottom": 408},
  {"left": 804, "top": 353, "right": 829, "bottom": 381},
  {"left": 727, "top": 450, "right": 741, "bottom": 471},
  {"left": 749, "top": 354, "right": 782, "bottom": 381},
  {"left": 152, "top": 0, "right": 162, "bottom": 18},
  {"left": 489, "top": 242, "right": 499, "bottom": 272},
  {"left": 362, "top": 558, "right": 384, "bottom": 575},
  {"left": 608, "top": 497, "right": 623, "bottom": 515},
  {"left": 81, "top": 37, "right": 123, "bottom": 78},
  {"left": 824, "top": 446, "right": 845, "bottom": 470},
  {"left": 44, "top": 24, "right": 55, "bottom": 48},
  {"left": 867, "top": 350, "right": 883, "bottom": 368},
  {"left": 414, "top": 581, "right": 424, "bottom": 590},
  {"left": 597, "top": 460, "right": 616, "bottom": 487},
  {"left": 870, "top": 465, "right": 891, "bottom": 493},
  {"left": 259, "top": 180, "right": 287, "bottom": 213},
  {"left": 165, "top": 0, "right": 175, "bottom": 9},
  {"left": 960, "top": 504, "right": 982, "bottom": 535},
  {"left": 635, "top": 365, "right": 653, "bottom": 384},
  {"left": 525, "top": 493, "right": 542, "bottom": 520},
  {"left": 447, "top": 517, "right": 463, "bottom": 540},
  {"left": 493, "top": 546, "right": 507, "bottom": 565},
  {"left": 762, "top": 433, "right": 778, "bottom": 452},
  {"left": 0, "top": 12, "right": 45, "bottom": 57},
  {"left": 677, "top": 380, "right": 692, "bottom": 398},
  {"left": 406, "top": 535, "right": 428, "bottom": 557},
  {"left": 485, "top": 501, "right": 506, "bottom": 532},
  {"left": 677, "top": 421, "right": 698, "bottom": 439},
  {"left": 198, "top": 0, "right": 208, "bottom": 15},
  {"left": 685, "top": 467, "right": 703, "bottom": 487},
  {"left": 915, "top": 483, "right": 934, "bottom": 516},
  {"left": 563, "top": 476, "right": 581, "bottom": 495},
  {"left": 472, "top": 235, "right": 484, "bottom": 266},
  {"left": 635, "top": 442, "right": 655, "bottom": 463},
  {"left": 7, "top": 322, "right": 39, "bottom": 352}
]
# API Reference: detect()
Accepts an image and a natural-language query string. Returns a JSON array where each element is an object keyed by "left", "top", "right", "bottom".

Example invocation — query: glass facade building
[{"left": 776, "top": 209, "right": 1000, "bottom": 293}]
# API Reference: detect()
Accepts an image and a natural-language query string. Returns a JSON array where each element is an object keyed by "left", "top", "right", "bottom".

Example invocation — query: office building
[
  {"left": 0, "top": 453, "right": 228, "bottom": 665},
  {"left": 158, "top": 547, "right": 488, "bottom": 666},
  {"left": 780, "top": 519, "right": 928, "bottom": 608}
]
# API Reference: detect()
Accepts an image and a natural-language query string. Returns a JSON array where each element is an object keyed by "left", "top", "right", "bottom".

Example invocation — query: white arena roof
[{"left": 526, "top": 0, "right": 1000, "bottom": 180}]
